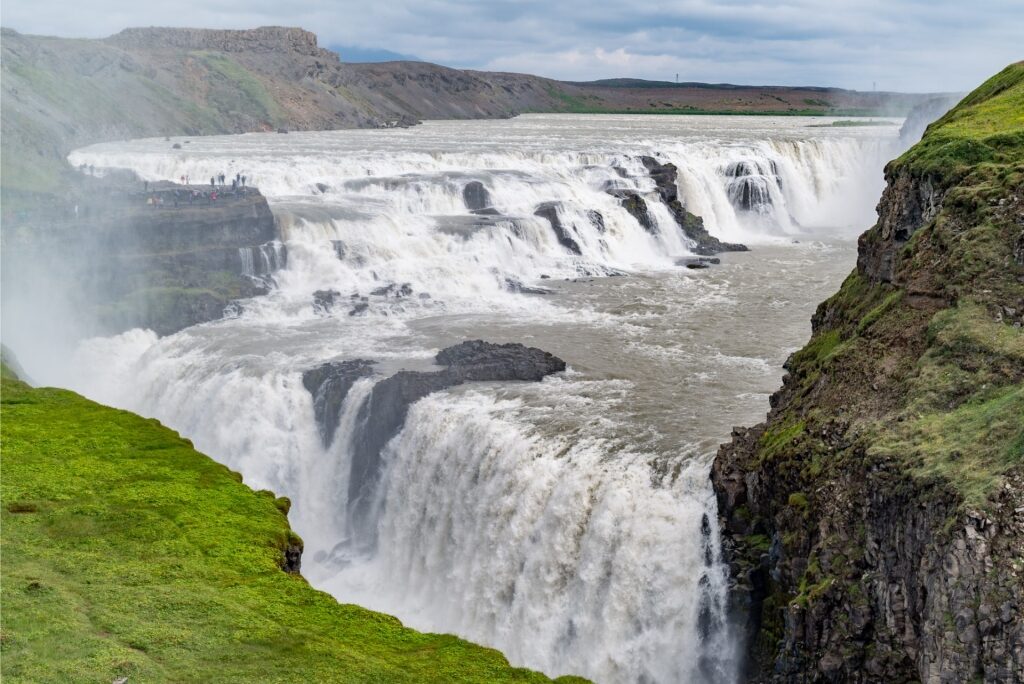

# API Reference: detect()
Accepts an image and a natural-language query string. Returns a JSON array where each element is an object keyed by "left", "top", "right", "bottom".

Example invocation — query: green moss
[
  {"left": 759, "top": 420, "right": 806, "bottom": 462},
  {"left": 857, "top": 291, "right": 903, "bottom": 334},
  {"left": 744, "top": 534, "right": 772, "bottom": 553},
  {"left": 0, "top": 377, "right": 585, "bottom": 683},
  {"left": 787, "top": 493, "right": 809, "bottom": 510}
]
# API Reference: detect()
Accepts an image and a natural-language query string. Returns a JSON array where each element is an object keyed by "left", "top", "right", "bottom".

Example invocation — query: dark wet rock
[
  {"left": 331, "top": 240, "right": 346, "bottom": 260},
  {"left": 587, "top": 209, "right": 606, "bottom": 234},
  {"left": 640, "top": 155, "right": 680, "bottom": 204},
  {"left": 534, "top": 201, "right": 582, "bottom": 255},
  {"left": 635, "top": 155, "right": 749, "bottom": 255},
  {"left": 470, "top": 207, "right": 501, "bottom": 216},
  {"left": 346, "top": 340, "right": 566, "bottom": 540},
  {"left": 312, "top": 288, "right": 341, "bottom": 314},
  {"left": 172, "top": 143, "right": 182, "bottom": 149},
  {"left": 315, "top": 182, "right": 330, "bottom": 194},
  {"left": 277, "top": 127, "right": 289, "bottom": 134},
  {"left": 463, "top": 180, "right": 492, "bottom": 212},
  {"left": 348, "top": 302, "right": 369, "bottom": 316},
  {"left": 437, "top": 340, "right": 566, "bottom": 380},
  {"left": 280, "top": 537, "right": 303, "bottom": 574},
  {"left": 370, "top": 282, "right": 413, "bottom": 298},
  {"left": 677, "top": 256, "right": 720, "bottom": 269},
  {"left": 611, "top": 190, "right": 657, "bottom": 233},
  {"left": 505, "top": 278, "right": 553, "bottom": 295},
  {"left": 723, "top": 160, "right": 779, "bottom": 213},
  {"left": 302, "top": 359, "right": 376, "bottom": 448}
]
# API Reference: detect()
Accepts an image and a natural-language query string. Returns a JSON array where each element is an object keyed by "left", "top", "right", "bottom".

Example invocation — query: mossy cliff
[
  {"left": 0, "top": 372, "right": 588, "bottom": 683},
  {"left": 712, "top": 63, "right": 1024, "bottom": 682}
]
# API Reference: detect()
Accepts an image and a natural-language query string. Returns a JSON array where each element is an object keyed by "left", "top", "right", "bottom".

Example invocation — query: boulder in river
[
  {"left": 313, "top": 289, "right": 341, "bottom": 315},
  {"left": 463, "top": 181, "right": 492, "bottom": 212}
]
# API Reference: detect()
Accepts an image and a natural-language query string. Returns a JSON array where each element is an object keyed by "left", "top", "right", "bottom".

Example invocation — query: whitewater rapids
[{"left": 54, "top": 114, "right": 903, "bottom": 683}]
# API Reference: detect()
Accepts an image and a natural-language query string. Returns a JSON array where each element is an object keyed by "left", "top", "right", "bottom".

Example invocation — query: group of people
[
  {"left": 208, "top": 172, "right": 249, "bottom": 191},
  {"left": 139, "top": 171, "right": 253, "bottom": 208}
]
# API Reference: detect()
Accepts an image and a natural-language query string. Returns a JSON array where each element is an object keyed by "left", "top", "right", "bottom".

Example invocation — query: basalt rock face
[
  {"left": 0, "top": 178, "right": 280, "bottom": 337},
  {"left": 302, "top": 359, "right": 376, "bottom": 448},
  {"left": 711, "top": 64, "right": 1024, "bottom": 683},
  {"left": 302, "top": 341, "right": 566, "bottom": 543}
]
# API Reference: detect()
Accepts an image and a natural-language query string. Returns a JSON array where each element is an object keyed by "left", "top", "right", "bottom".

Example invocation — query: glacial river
[{"left": 56, "top": 114, "right": 902, "bottom": 683}]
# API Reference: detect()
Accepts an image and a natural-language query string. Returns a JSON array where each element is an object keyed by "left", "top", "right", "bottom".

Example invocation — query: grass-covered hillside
[
  {"left": 713, "top": 62, "right": 1024, "bottom": 681},
  {"left": 0, "top": 373, "right": 587, "bottom": 683}
]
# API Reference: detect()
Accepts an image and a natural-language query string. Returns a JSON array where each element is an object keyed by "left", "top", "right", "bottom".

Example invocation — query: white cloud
[{"left": 2, "top": 0, "right": 1021, "bottom": 91}]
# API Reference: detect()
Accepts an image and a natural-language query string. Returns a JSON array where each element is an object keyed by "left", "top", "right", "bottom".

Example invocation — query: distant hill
[{"left": 327, "top": 44, "right": 422, "bottom": 63}]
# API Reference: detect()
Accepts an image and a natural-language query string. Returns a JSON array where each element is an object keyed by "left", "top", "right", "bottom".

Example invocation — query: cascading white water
[{"left": 48, "top": 114, "right": 904, "bottom": 684}]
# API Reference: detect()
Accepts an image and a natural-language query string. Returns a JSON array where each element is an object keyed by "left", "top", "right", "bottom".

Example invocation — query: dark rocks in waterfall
[
  {"left": 349, "top": 301, "right": 369, "bottom": 316},
  {"left": 302, "top": 359, "right": 376, "bottom": 448},
  {"left": 312, "top": 289, "right": 341, "bottom": 314},
  {"left": 315, "top": 182, "right": 330, "bottom": 194},
  {"left": 370, "top": 282, "right": 413, "bottom": 298},
  {"left": 345, "top": 340, "right": 566, "bottom": 542},
  {"left": 534, "top": 202, "right": 583, "bottom": 255},
  {"left": 331, "top": 240, "right": 346, "bottom": 260},
  {"left": 587, "top": 209, "right": 606, "bottom": 234},
  {"left": 505, "top": 278, "right": 553, "bottom": 295},
  {"left": 463, "top": 180, "right": 493, "bottom": 212},
  {"left": 610, "top": 190, "right": 657, "bottom": 233},
  {"left": 724, "top": 160, "right": 779, "bottom": 213},
  {"left": 639, "top": 156, "right": 749, "bottom": 255},
  {"left": 640, "top": 155, "right": 681, "bottom": 204}
]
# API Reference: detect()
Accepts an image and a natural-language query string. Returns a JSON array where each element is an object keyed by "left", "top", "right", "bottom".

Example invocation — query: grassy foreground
[{"left": 0, "top": 375, "right": 585, "bottom": 683}]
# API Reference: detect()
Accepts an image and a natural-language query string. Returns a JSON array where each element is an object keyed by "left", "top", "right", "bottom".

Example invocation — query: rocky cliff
[
  {"left": 711, "top": 63, "right": 1024, "bottom": 682},
  {"left": 1, "top": 175, "right": 280, "bottom": 336}
]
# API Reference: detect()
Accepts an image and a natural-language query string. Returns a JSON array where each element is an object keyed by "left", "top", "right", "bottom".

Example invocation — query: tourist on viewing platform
[{"left": 210, "top": 177, "right": 215, "bottom": 188}]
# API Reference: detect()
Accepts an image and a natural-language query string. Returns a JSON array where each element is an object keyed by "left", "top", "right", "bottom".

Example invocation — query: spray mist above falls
[{"left": 52, "top": 114, "right": 904, "bottom": 684}]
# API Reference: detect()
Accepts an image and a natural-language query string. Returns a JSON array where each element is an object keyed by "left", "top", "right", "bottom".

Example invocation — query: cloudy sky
[{"left": 3, "top": 0, "right": 1021, "bottom": 92}]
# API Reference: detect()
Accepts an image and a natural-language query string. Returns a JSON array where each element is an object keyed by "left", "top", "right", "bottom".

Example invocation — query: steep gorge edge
[{"left": 712, "top": 64, "right": 1024, "bottom": 682}]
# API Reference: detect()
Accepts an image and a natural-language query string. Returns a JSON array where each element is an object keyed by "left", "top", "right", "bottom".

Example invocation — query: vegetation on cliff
[
  {"left": 0, "top": 373, "right": 586, "bottom": 683},
  {"left": 713, "top": 63, "right": 1024, "bottom": 681}
]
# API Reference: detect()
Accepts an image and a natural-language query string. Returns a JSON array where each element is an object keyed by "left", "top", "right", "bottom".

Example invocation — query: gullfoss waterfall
[{"left": 54, "top": 115, "right": 903, "bottom": 683}]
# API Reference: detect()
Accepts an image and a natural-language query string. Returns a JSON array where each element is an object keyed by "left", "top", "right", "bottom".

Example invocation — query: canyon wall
[{"left": 712, "top": 63, "right": 1024, "bottom": 682}]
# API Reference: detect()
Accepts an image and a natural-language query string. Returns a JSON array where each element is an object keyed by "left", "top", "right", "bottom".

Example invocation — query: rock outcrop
[
  {"left": 534, "top": 202, "right": 583, "bottom": 254},
  {"left": 302, "top": 359, "right": 376, "bottom": 447},
  {"left": 639, "top": 156, "right": 749, "bottom": 255},
  {"left": 1, "top": 177, "right": 280, "bottom": 336},
  {"left": 302, "top": 340, "right": 566, "bottom": 542},
  {"left": 711, "top": 63, "right": 1024, "bottom": 683}
]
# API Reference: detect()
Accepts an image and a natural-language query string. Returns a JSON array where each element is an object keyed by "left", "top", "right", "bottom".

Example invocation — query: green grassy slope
[{"left": 0, "top": 376, "right": 587, "bottom": 683}]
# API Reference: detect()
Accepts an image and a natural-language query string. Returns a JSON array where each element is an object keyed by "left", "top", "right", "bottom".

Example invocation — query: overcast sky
[{"left": 2, "top": 0, "right": 1021, "bottom": 92}]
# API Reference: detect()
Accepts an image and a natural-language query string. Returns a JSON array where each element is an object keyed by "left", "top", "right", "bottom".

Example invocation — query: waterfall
[{"left": 50, "top": 115, "right": 901, "bottom": 684}]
